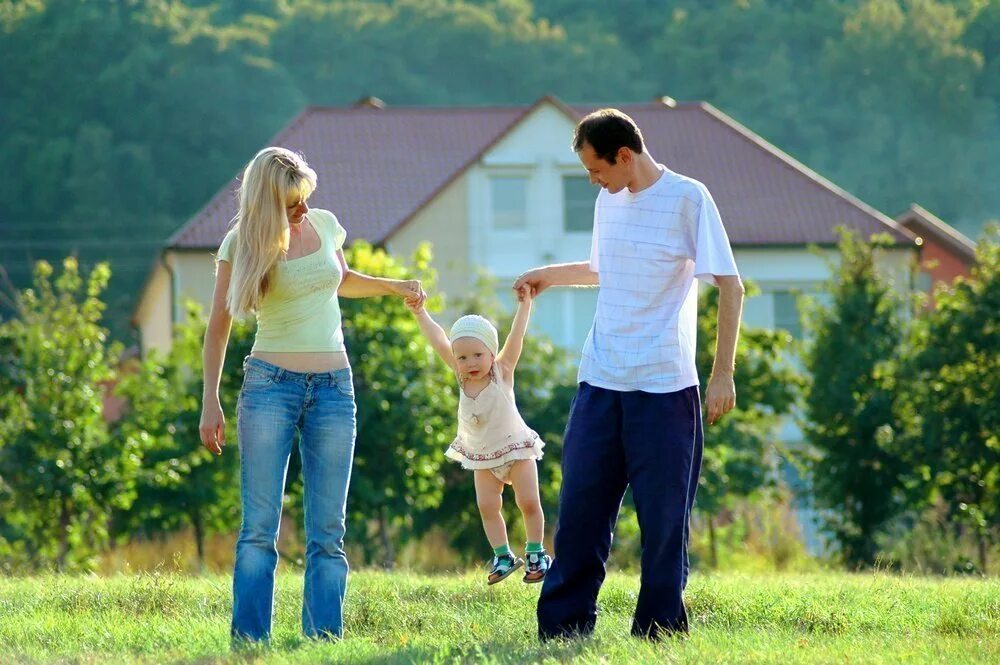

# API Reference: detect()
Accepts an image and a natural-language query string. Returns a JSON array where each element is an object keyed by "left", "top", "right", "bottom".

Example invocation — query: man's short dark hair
[{"left": 572, "top": 109, "right": 645, "bottom": 164}]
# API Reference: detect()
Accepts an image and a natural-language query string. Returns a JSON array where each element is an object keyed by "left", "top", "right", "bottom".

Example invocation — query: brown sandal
[
  {"left": 523, "top": 552, "right": 551, "bottom": 583},
  {"left": 487, "top": 554, "right": 524, "bottom": 585}
]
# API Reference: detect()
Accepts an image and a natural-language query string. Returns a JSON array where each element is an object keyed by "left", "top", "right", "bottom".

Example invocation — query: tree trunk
[
  {"left": 191, "top": 508, "right": 205, "bottom": 570},
  {"left": 379, "top": 506, "right": 395, "bottom": 570},
  {"left": 708, "top": 514, "right": 718, "bottom": 569},
  {"left": 978, "top": 531, "right": 988, "bottom": 574},
  {"left": 57, "top": 499, "right": 71, "bottom": 570}
]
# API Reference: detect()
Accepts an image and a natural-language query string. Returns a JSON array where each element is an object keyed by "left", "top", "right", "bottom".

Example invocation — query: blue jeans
[
  {"left": 537, "top": 382, "right": 703, "bottom": 640},
  {"left": 232, "top": 357, "right": 357, "bottom": 641}
]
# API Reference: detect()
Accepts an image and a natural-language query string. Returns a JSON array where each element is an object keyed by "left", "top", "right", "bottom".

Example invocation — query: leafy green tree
[
  {"left": 271, "top": 0, "right": 635, "bottom": 106},
  {"left": 903, "top": 226, "right": 999, "bottom": 572},
  {"left": 695, "top": 284, "right": 802, "bottom": 567},
  {"left": 811, "top": 0, "right": 997, "bottom": 226},
  {"left": 111, "top": 302, "right": 249, "bottom": 566},
  {"left": 0, "top": 0, "right": 301, "bottom": 336},
  {"left": 330, "top": 242, "right": 457, "bottom": 567},
  {"left": 0, "top": 259, "right": 140, "bottom": 570},
  {"left": 802, "top": 229, "right": 913, "bottom": 567}
]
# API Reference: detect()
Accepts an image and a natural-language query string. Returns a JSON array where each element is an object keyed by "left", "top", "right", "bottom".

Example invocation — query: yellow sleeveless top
[{"left": 217, "top": 208, "right": 348, "bottom": 353}]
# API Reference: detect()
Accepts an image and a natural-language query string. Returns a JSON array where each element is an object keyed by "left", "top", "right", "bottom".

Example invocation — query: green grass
[{"left": 0, "top": 571, "right": 997, "bottom": 663}]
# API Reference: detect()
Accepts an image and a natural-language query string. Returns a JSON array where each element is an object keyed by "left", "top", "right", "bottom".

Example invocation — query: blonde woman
[{"left": 199, "top": 147, "right": 424, "bottom": 642}]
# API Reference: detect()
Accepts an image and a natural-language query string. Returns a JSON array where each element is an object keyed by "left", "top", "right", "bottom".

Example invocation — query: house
[
  {"left": 896, "top": 204, "right": 977, "bottom": 305},
  {"left": 133, "top": 95, "right": 921, "bottom": 355}
]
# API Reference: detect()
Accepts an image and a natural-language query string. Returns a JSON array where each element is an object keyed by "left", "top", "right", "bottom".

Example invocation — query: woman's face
[{"left": 286, "top": 195, "right": 310, "bottom": 225}]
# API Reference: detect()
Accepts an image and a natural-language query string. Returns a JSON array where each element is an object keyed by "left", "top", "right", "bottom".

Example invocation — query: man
[{"left": 514, "top": 108, "right": 744, "bottom": 640}]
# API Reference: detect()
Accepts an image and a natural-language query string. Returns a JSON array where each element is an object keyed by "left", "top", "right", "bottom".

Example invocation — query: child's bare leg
[
  {"left": 509, "top": 460, "right": 544, "bottom": 544},
  {"left": 474, "top": 469, "right": 508, "bottom": 548}
]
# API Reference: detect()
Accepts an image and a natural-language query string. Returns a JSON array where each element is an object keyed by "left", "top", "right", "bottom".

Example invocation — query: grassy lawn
[{"left": 0, "top": 570, "right": 996, "bottom": 663}]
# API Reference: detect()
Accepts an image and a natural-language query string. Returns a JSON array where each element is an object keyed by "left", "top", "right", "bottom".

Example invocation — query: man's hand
[
  {"left": 513, "top": 268, "right": 552, "bottom": 298},
  {"left": 705, "top": 371, "right": 736, "bottom": 426}
]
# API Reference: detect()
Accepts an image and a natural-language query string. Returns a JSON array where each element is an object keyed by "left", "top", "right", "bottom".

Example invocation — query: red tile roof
[
  {"left": 896, "top": 204, "right": 976, "bottom": 264},
  {"left": 591, "top": 102, "right": 915, "bottom": 246},
  {"left": 169, "top": 104, "right": 527, "bottom": 249},
  {"left": 169, "top": 97, "right": 916, "bottom": 250}
]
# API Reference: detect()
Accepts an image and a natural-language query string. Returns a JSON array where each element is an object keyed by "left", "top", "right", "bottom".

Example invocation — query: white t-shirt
[{"left": 578, "top": 164, "right": 739, "bottom": 393}]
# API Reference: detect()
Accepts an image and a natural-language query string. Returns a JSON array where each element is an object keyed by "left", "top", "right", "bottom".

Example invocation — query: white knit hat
[{"left": 449, "top": 314, "right": 499, "bottom": 356}]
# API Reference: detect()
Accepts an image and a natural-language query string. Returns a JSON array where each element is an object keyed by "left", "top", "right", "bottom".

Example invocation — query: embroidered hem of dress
[{"left": 445, "top": 435, "right": 544, "bottom": 469}]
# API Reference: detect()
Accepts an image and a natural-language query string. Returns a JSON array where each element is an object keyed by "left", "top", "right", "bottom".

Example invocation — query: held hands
[
  {"left": 404, "top": 295, "right": 425, "bottom": 314},
  {"left": 513, "top": 268, "right": 551, "bottom": 298},
  {"left": 705, "top": 371, "right": 736, "bottom": 426},
  {"left": 199, "top": 399, "right": 226, "bottom": 455},
  {"left": 515, "top": 284, "right": 533, "bottom": 304},
  {"left": 394, "top": 279, "right": 426, "bottom": 310}
]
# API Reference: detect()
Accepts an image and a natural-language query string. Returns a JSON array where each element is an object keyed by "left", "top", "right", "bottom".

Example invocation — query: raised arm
[
  {"left": 406, "top": 300, "right": 456, "bottom": 372},
  {"left": 200, "top": 260, "right": 234, "bottom": 455},
  {"left": 336, "top": 250, "right": 425, "bottom": 303},
  {"left": 513, "top": 261, "right": 598, "bottom": 297},
  {"left": 705, "top": 274, "right": 745, "bottom": 426},
  {"left": 496, "top": 286, "right": 532, "bottom": 381}
]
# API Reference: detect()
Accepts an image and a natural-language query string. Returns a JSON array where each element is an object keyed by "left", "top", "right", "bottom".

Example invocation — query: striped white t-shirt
[{"left": 578, "top": 164, "right": 739, "bottom": 393}]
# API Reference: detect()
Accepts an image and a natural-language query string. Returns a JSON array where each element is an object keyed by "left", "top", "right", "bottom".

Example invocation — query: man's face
[{"left": 578, "top": 143, "right": 631, "bottom": 194}]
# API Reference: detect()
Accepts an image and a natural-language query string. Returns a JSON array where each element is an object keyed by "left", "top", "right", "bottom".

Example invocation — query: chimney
[{"left": 354, "top": 96, "right": 386, "bottom": 109}]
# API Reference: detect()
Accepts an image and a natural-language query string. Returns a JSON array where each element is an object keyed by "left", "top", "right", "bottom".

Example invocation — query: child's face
[{"left": 452, "top": 337, "right": 493, "bottom": 381}]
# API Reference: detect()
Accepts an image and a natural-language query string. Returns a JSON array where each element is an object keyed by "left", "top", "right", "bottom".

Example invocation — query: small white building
[{"left": 133, "top": 95, "right": 919, "bottom": 357}]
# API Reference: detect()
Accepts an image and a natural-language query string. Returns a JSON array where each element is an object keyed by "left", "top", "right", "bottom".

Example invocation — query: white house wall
[
  {"left": 133, "top": 261, "right": 173, "bottom": 357},
  {"left": 171, "top": 251, "right": 219, "bottom": 323},
  {"left": 468, "top": 103, "right": 589, "bottom": 280}
]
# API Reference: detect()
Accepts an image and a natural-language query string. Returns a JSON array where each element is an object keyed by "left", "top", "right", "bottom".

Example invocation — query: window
[
  {"left": 529, "top": 294, "right": 564, "bottom": 343},
  {"left": 563, "top": 175, "right": 596, "bottom": 232},
  {"left": 569, "top": 289, "right": 599, "bottom": 349},
  {"left": 523, "top": 290, "right": 599, "bottom": 350},
  {"left": 490, "top": 176, "right": 527, "bottom": 230},
  {"left": 773, "top": 291, "right": 801, "bottom": 338}
]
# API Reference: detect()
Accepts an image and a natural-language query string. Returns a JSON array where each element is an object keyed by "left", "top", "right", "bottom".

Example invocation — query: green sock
[
  {"left": 526, "top": 541, "right": 543, "bottom": 554},
  {"left": 493, "top": 544, "right": 512, "bottom": 557}
]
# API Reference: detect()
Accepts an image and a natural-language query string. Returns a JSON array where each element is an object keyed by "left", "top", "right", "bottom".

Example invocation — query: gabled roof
[
  {"left": 896, "top": 204, "right": 977, "bottom": 264},
  {"left": 169, "top": 104, "right": 527, "bottom": 249},
  {"left": 580, "top": 101, "right": 915, "bottom": 246},
  {"left": 169, "top": 96, "right": 916, "bottom": 250}
]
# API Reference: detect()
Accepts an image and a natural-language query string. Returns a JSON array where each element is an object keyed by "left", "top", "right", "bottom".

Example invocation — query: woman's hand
[
  {"left": 199, "top": 398, "right": 226, "bottom": 455},
  {"left": 394, "top": 279, "right": 426, "bottom": 308}
]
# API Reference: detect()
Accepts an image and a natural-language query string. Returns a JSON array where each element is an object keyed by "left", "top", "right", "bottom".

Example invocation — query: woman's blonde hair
[{"left": 225, "top": 147, "right": 317, "bottom": 317}]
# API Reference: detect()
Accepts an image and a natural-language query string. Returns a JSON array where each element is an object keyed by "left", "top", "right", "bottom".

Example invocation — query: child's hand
[
  {"left": 515, "top": 284, "right": 533, "bottom": 304},
  {"left": 404, "top": 292, "right": 426, "bottom": 313}
]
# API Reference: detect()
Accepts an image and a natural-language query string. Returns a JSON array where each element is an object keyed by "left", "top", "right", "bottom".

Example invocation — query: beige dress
[{"left": 446, "top": 374, "right": 544, "bottom": 483}]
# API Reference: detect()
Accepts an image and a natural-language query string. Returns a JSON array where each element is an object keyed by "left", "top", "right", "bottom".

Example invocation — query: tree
[
  {"left": 330, "top": 242, "right": 457, "bottom": 567},
  {"left": 0, "top": 259, "right": 140, "bottom": 570},
  {"left": 110, "top": 302, "right": 248, "bottom": 566},
  {"left": 0, "top": 0, "right": 301, "bottom": 337},
  {"left": 271, "top": 0, "right": 631, "bottom": 107},
  {"left": 811, "top": 0, "right": 997, "bottom": 227},
  {"left": 695, "top": 284, "right": 802, "bottom": 567},
  {"left": 903, "top": 226, "right": 999, "bottom": 572},
  {"left": 802, "top": 229, "right": 913, "bottom": 567}
]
